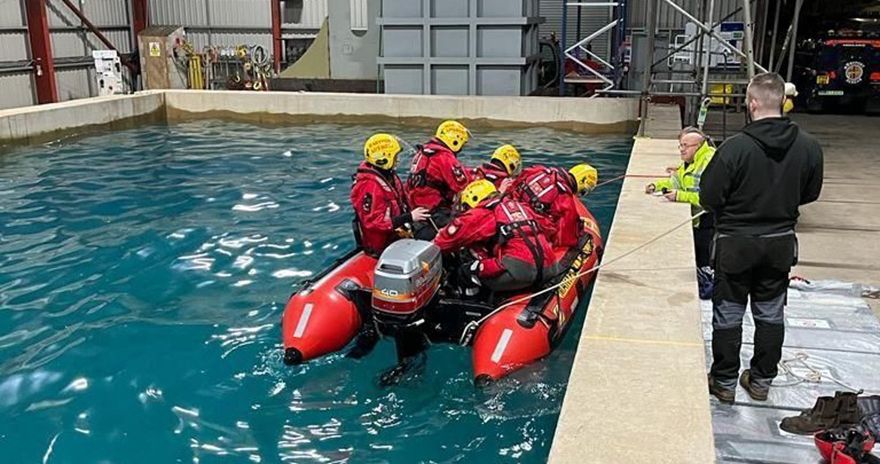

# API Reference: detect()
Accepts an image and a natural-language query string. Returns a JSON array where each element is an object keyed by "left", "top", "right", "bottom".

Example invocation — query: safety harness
[
  {"left": 516, "top": 167, "right": 573, "bottom": 214},
  {"left": 407, "top": 143, "right": 457, "bottom": 205},
  {"left": 486, "top": 197, "right": 546, "bottom": 284}
]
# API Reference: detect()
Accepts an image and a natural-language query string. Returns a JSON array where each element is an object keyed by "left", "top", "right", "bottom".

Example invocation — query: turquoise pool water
[{"left": 0, "top": 120, "right": 632, "bottom": 463}]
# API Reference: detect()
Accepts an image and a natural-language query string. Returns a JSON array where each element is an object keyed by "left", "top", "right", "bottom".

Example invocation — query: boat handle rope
[{"left": 458, "top": 210, "right": 706, "bottom": 346}]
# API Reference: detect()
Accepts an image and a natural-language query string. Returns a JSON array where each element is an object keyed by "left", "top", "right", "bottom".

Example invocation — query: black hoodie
[{"left": 700, "top": 117, "right": 823, "bottom": 235}]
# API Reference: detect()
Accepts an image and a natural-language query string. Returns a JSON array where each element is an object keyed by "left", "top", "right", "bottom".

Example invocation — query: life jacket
[
  {"left": 516, "top": 166, "right": 573, "bottom": 215},
  {"left": 407, "top": 140, "right": 456, "bottom": 205},
  {"left": 485, "top": 197, "right": 547, "bottom": 284},
  {"left": 351, "top": 164, "right": 409, "bottom": 256}
]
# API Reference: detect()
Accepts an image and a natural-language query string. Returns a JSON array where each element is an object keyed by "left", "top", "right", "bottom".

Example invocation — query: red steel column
[
  {"left": 271, "top": 0, "right": 282, "bottom": 73},
  {"left": 131, "top": 0, "right": 148, "bottom": 37},
  {"left": 25, "top": 0, "right": 58, "bottom": 104}
]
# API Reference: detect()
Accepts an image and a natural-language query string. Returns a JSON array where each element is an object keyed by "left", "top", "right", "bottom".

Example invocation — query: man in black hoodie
[{"left": 700, "top": 72, "right": 823, "bottom": 404}]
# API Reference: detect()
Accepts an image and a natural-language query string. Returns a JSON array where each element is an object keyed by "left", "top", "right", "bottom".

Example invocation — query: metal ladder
[{"left": 559, "top": 1, "right": 627, "bottom": 97}]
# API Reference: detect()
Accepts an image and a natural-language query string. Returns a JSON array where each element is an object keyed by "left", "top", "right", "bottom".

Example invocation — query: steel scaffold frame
[
  {"left": 612, "top": 0, "right": 805, "bottom": 137},
  {"left": 559, "top": 1, "right": 628, "bottom": 97}
]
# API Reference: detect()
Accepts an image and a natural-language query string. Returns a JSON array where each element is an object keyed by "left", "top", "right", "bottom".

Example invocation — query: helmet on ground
[
  {"left": 364, "top": 133, "right": 402, "bottom": 169},
  {"left": 460, "top": 179, "right": 497, "bottom": 209},
  {"left": 491, "top": 144, "right": 522, "bottom": 176},
  {"left": 569, "top": 163, "right": 598, "bottom": 195},
  {"left": 435, "top": 120, "right": 470, "bottom": 152}
]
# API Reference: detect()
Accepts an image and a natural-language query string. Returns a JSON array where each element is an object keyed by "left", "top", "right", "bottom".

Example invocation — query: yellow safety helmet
[
  {"left": 363, "top": 133, "right": 403, "bottom": 169},
  {"left": 569, "top": 163, "right": 598, "bottom": 195},
  {"left": 460, "top": 179, "right": 497, "bottom": 210},
  {"left": 491, "top": 144, "right": 522, "bottom": 176},
  {"left": 783, "top": 82, "right": 798, "bottom": 114},
  {"left": 435, "top": 120, "right": 470, "bottom": 152}
]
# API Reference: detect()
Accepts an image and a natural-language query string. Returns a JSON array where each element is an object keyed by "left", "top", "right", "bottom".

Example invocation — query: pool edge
[{"left": 548, "top": 104, "right": 715, "bottom": 464}]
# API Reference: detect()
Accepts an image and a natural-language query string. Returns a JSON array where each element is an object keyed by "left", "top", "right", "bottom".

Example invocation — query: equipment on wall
[
  {"left": 174, "top": 42, "right": 272, "bottom": 91},
  {"left": 91, "top": 50, "right": 124, "bottom": 96},
  {"left": 138, "top": 25, "right": 272, "bottom": 92}
]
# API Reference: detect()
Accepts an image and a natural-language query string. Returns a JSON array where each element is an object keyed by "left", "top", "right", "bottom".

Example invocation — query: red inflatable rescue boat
[{"left": 281, "top": 201, "right": 603, "bottom": 384}]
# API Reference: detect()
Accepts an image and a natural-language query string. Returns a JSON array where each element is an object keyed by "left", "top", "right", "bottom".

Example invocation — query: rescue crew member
[
  {"left": 702, "top": 72, "right": 823, "bottom": 404},
  {"left": 472, "top": 144, "right": 522, "bottom": 192},
  {"left": 351, "top": 133, "right": 430, "bottom": 257},
  {"left": 510, "top": 163, "right": 598, "bottom": 248},
  {"left": 408, "top": 120, "right": 472, "bottom": 239},
  {"left": 433, "top": 180, "right": 557, "bottom": 293},
  {"left": 645, "top": 127, "right": 717, "bottom": 299}
]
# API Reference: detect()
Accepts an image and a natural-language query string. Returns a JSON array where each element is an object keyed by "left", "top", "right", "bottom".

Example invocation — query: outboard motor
[{"left": 371, "top": 239, "right": 442, "bottom": 334}]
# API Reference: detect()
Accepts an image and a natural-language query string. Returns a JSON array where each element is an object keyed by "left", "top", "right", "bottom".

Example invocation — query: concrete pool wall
[
  {"left": 0, "top": 92, "right": 713, "bottom": 462},
  {"left": 1, "top": 91, "right": 639, "bottom": 146}
]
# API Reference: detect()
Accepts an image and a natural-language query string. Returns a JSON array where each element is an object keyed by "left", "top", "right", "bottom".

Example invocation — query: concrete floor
[
  {"left": 789, "top": 114, "right": 880, "bottom": 315},
  {"left": 550, "top": 109, "right": 880, "bottom": 463}
]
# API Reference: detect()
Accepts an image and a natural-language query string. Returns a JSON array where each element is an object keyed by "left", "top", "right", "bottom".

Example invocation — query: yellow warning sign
[{"left": 149, "top": 42, "right": 161, "bottom": 57}]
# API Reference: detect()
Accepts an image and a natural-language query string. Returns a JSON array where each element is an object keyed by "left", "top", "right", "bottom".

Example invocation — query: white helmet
[{"left": 784, "top": 82, "right": 798, "bottom": 97}]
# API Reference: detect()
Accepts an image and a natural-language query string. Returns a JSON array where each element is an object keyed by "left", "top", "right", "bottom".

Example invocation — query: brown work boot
[
  {"left": 708, "top": 374, "right": 735, "bottom": 404},
  {"left": 779, "top": 391, "right": 860, "bottom": 435},
  {"left": 739, "top": 369, "right": 769, "bottom": 401}
]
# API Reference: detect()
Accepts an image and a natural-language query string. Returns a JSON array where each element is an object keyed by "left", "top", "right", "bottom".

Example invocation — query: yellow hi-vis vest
[{"left": 652, "top": 141, "right": 716, "bottom": 227}]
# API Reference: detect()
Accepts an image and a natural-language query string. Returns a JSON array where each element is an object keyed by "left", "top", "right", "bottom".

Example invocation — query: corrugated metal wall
[
  {"left": 0, "top": 0, "right": 349, "bottom": 109},
  {"left": 147, "top": 0, "right": 332, "bottom": 50},
  {"left": 541, "top": 1, "right": 613, "bottom": 60},
  {"left": 0, "top": 0, "right": 133, "bottom": 109},
  {"left": 0, "top": 0, "right": 753, "bottom": 109},
  {"left": 283, "top": 0, "right": 329, "bottom": 32},
  {"left": 47, "top": 0, "right": 133, "bottom": 103},
  {"left": 0, "top": 73, "right": 35, "bottom": 108},
  {"left": 0, "top": 0, "right": 32, "bottom": 109}
]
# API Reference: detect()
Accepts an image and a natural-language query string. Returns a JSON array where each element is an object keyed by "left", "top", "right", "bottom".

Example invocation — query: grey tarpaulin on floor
[{"left": 704, "top": 279, "right": 880, "bottom": 463}]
